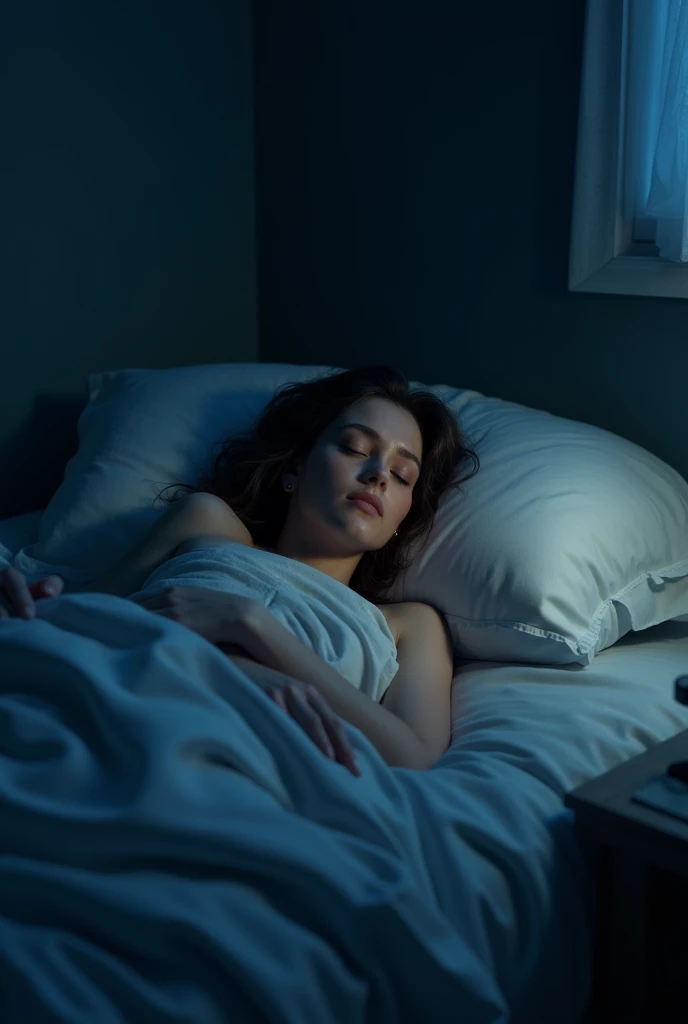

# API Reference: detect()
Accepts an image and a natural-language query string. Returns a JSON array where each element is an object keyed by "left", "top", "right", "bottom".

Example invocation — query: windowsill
[{"left": 570, "top": 253, "right": 688, "bottom": 300}]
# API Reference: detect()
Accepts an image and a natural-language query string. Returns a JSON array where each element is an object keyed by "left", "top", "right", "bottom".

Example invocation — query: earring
[{"left": 394, "top": 529, "right": 398, "bottom": 536}]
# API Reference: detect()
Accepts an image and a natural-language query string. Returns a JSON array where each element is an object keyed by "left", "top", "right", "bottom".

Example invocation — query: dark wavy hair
[{"left": 156, "top": 365, "right": 481, "bottom": 604}]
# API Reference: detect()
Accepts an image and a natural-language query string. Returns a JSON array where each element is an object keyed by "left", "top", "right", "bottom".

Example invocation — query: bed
[{"left": 1, "top": 361, "right": 688, "bottom": 1023}]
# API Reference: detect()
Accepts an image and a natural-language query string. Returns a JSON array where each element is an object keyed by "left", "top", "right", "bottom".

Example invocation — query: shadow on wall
[{"left": 0, "top": 394, "right": 85, "bottom": 520}]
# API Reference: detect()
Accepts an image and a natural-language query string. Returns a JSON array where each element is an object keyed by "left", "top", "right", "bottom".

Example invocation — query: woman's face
[{"left": 277, "top": 396, "right": 423, "bottom": 577}]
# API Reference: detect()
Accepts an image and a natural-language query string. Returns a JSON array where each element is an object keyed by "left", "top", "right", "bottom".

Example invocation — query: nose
[{"left": 361, "top": 468, "right": 386, "bottom": 489}]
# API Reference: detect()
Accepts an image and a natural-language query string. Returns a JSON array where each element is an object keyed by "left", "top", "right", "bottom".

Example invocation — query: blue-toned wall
[{"left": 1, "top": 1, "right": 256, "bottom": 517}]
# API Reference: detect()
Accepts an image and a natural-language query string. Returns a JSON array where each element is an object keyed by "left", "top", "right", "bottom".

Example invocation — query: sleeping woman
[{"left": 0, "top": 365, "right": 480, "bottom": 776}]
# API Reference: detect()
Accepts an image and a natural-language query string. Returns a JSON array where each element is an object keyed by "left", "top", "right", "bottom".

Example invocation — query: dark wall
[
  {"left": 1, "top": 0, "right": 256, "bottom": 518},
  {"left": 253, "top": 1, "right": 688, "bottom": 483}
]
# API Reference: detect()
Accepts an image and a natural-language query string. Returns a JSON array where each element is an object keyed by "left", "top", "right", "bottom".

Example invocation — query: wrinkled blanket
[{"left": 0, "top": 594, "right": 592, "bottom": 1023}]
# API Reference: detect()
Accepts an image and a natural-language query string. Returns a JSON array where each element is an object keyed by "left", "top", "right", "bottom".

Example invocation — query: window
[{"left": 569, "top": 0, "right": 688, "bottom": 299}]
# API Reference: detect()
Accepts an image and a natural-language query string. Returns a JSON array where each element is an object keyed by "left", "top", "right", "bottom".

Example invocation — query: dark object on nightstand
[
  {"left": 666, "top": 760, "right": 688, "bottom": 783},
  {"left": 675, "top": 675, "right": 688, "bottom": 706},
  {"left": 633, "top": 675, "right": 688, "bottom": 824},
  {"left": 565, "top": 677, "right": 688, "bottom": 1024},
  {"left": 667, "top": 674, "right": 688, "bottom": 784}
]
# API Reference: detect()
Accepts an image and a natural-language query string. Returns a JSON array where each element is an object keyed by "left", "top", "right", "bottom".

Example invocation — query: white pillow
[
  {"left": 383, "top": 394, "right": 688, "bottom": 664},
  {"left": 15, "top": 363, "right": 340, "bottom": 585},
  {"left": 13, "top": 362, "right": 688, "bottom": 666}
]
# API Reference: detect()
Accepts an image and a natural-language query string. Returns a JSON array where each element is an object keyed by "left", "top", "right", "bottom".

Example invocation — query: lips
[{"left": 347, "top": 491, "right": 383, "bottom": 516}]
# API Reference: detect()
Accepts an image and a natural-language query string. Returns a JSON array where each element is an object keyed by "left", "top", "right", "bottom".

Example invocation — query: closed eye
[{"left": 340, "top": 445, "right": 411, "bottom": 486}]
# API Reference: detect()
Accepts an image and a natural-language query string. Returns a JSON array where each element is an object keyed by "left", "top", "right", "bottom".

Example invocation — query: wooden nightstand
[{"left": 565, "top": 728, "right": 688, "bottom": 1024}]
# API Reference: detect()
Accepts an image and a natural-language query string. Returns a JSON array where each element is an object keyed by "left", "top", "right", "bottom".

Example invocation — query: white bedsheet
[{"left": 1, "top": 515, "right": 688, "bottom": 1022}]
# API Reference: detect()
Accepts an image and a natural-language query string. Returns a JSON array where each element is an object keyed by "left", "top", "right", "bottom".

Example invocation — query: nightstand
[{"left": 565, "top": 727, "right": 688, "bottom": 1024}]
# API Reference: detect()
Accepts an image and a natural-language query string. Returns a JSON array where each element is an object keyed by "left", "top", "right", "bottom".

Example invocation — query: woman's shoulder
[
  {"left": 172, "top": 492, "right": 255, "bottom": 555},
  {"left": 375, "top": 601, "right": 443, "bottom": 647},
  {"left": 374, "top": 601, "right": 415, "bottom": 647}
]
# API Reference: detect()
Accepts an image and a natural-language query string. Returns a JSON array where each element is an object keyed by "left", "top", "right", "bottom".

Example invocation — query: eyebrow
[{"left": 338, "top": 422, "right": 422, "bottom": 471}]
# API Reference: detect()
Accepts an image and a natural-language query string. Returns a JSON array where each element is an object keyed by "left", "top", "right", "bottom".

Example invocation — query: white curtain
[{"left": 626, "top": 0, "right": 688, "bottom": 262}]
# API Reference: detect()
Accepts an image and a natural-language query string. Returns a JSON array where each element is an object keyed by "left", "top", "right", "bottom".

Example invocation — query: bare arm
[
  {"left": 234, "top": 605, "right": 433, "bottom": 770},
  {"left": 80, "top": 492, "right": 246, "bottom": 598}
]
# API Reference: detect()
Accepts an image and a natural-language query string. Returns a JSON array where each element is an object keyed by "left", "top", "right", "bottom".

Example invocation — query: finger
[
  {"left": 305, "top": 688, "right": 361, "bottom": 777},
  {"left": 283, "top": 685, "right": 337, "bottom": 761},
  {"left": 2, "top": 569, "right": 34, "bottom": 619},
  {"left": 35, "top": 575, "right": 64, "bottom": 596},
  {"left": 0, "top": 595, "right": 24, "bottom": 619},
  {"left": 28, "top": 583, "right": 56, "bottom": 600},
  {"left": 324, "top": 720, "right": 361, "bottom": 777}
]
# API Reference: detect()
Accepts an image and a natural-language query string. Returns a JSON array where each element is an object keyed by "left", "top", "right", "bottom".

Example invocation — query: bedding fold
[
  {"left": 0, "top": 594, "right": 510, "bottom": 1023},
  {"left": 0, "top": 592, "right": 602, "bottom": 1023}
]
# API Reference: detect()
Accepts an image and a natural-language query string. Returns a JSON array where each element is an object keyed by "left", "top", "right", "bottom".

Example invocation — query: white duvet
[{"left": 1, "top": 589, "right": 688, "bottom": 1023}]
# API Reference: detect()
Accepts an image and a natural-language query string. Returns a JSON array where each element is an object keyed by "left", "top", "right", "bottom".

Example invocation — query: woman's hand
[
  {"left": 269, "top": 681, "right": 363, "bottom": 778},
  {"left": 130, "top": 586, "right": 255, "bottom": 646},
  {"left": 223, "top": 651, "right": 362, "bottom": 778},
  {"left": 0, "top": 568, "right": 64, "bottom": 619}
]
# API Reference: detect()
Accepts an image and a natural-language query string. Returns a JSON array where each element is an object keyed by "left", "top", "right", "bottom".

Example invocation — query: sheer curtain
[{"left": 626, "top": 0, "right": 688, "bottom": 262}]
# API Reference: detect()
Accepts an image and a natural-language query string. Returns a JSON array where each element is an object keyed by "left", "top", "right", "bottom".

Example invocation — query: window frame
[{"left": 569, "top": 0, "right": 688, "bottom": 299}]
